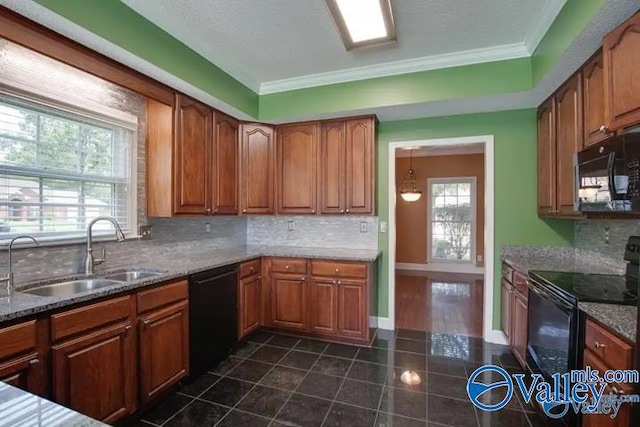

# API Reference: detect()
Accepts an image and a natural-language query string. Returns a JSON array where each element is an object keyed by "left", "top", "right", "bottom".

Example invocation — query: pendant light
[{"left": 399, "top": 149, "right": 422, "bottom": 202}]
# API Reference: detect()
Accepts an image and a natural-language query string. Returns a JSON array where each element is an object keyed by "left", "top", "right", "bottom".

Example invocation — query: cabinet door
[
  {"left": 337, "top": 279, "right": 367, "bottom": 339},
  {"left": 52, "top": 322, "right": 135, "bottom": 424},
  {"left": 319, "top": 121, "right": 346, "bottom": 214},
  {"left": 345, "top": 118, "right": 374, "bottom": 214},
  {"left": 212, "top": 112, "right": 239, "bottom": 214},
  {"left": 583, "top": 52, "right": 611, "bottom": 147},
  {"left": 0, "top": 353, "right": 40, "bottom": 392},
  {"left": 500, "top": 279, "right": 511, "bottom": 338},
  {"left": 277, "top": 123, "right": 318, "bottom": 214},
  {"left": 239, "top": 273, "right": 261, "bottom": 339},
  {"left": 603, "top": 12, "right": 640, "bottom": 131},
  {"left": 271, "top": 274, "right": 307, "bottom": 330},
  {"left": 241, "top": 124, "right": 275, "bottom": 214},
  {"left": 555, "top": 74, "right": 583, "bottom": 216},
  {"left": 512, "top": 293, "right": 528, "bottom": 368},
  {"left": 139, "top": 301, "right": 189, "bottom": 405},
  {"left": 537, "top": 97, "right": 557, "bottom": 216},
  {"left": 309, "top": 277, "right": 338, "bottom": 335},
  {"left": 174, "top": 94, "right": 212, "bottom": 215},
  {"left": 582, "top": 350, "right": 631, "bottom": 427}
]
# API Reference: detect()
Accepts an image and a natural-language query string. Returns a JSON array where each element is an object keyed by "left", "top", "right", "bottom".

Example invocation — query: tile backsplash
[{"left": 574, "top": 219, "right": 640, "bottom": 268}]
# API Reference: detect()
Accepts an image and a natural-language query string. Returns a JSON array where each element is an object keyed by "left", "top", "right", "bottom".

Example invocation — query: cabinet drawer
[
  {"left": 240, "top": 259, "right": 262, "bottom": 279},
  {"left": 137, "top": 280, "right": 188, "bottom": 314},
  {"left": 270, "top": 258, "right": 307, "bottom": 274},
  {"left": 310, "top": 260, "right": 367, "bottom": 279},
  {"left": 502, "top": 263, "right": 514, "bottom": 283},
  {"left": 51, "top": 295, "right": 131, "bottom": 341},
  {"left": 513, "top": 271, "right": 528, "bottom": 297},
  {"left": 0, "top": 320, "right": 36, "bottom": 360},
  {"left": 585, "top": 318, "right": 634, "bottom": 370}
]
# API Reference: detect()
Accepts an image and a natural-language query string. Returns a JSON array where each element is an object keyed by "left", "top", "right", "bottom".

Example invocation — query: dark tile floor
[{"left": 128, "top": 330, "right": 550, "bottom": 427}]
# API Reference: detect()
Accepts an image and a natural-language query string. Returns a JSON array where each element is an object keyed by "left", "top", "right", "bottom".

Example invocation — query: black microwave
[{"left": 575, "top": 133, "right": 640, "bottom": 213}]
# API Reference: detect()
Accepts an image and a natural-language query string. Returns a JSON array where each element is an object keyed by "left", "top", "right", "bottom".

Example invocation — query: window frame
[
  {"left": 426, "top": 177, "right": 477, "bottom": 265},
  {"left": 0, "top": 92, "right": 138, "bottom": 246}
]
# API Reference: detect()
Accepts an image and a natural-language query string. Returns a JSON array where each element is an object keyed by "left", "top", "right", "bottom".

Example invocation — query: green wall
[
  {"left": 259, "top": 58, "right": 532, "bottom": 121},
  {"left": 376, "top": 109, "right": 574, "bottom": 326},
  {"left": 32, "top": 0, "right": 259, "bottom": 117}
]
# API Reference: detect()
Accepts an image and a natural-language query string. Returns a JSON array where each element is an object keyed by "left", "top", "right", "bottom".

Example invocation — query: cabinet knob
[
  {"left": 335, "top": 268, "right": 339, "bottom": 273},
  {"left": 611, "top": 386, "right": 625, "bottom": 395},
  {"left": 285, "top": 265, "right": 290, "bottom": 270},
  {"left": 143, "top": 320, "right": 150, "bottom": 327},
  {"left": 29, "top": 358, "right": 40, "bottom": 367},
  {"left": 599, "top": 125, "right": 608, "bottom": 134},
  {"left": 125, "top": 324, "right": 133, "bottom": 330},
  {"left": 301, "top": 276, "right": 306, "bottom": 281},
  {"left": 250, "top": 267, "right": 254, "bottom": 272},
  {"left": 257, "top": 275, "right": 262, "bottom": 279},
  {"left": 340, "top": 209, "right": 345, "bottom": 213},
  {"left": 345, "top": 209, "right": 350, "bottom": 213},
  {"left": 312, "top": 209, "right": 316, "bottom": 213},
  {"left": 337, "top": 280, "right": 342, "bottom": 285},
  {"left": 206, "top": 208, "right": 211, "bottom": 214},
  {"left": 594, "top": 341, "right": 605, "bottom": 350},
  {"left": 213, "top": 208, "right": 218, "bottom": 213},
  {"left": 243, "top": 209, "right": 247, "bottom": 213},
  {"left": 599, "top": 146, "right": 605, "bottom": 154}
]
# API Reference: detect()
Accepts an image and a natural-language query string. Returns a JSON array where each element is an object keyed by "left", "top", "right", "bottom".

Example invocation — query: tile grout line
[
  {"left": 318, "top": 346, "right": 362, "bottom": 427},
  {"left": 211, "top": 335, "right": 302, "bottom": 427}
]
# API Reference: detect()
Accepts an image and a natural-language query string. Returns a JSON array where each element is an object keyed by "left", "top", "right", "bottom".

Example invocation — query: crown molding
[
  {"left": 259, "top": 43, "right": 530, "bottom": 95},
  {"left": 524, "top": 0, "right": 568, "bottom": 53}
]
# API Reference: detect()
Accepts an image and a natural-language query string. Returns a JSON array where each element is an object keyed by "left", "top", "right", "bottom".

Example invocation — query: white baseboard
[
  {"left": 484, "top": 329, "right": 509, "bottom": 345},
  {"left": 371, "top": 317, "right": 394, "bottom": 330},
  {"left": 396, "top": 262, "right": 485, "bottom": 275}
]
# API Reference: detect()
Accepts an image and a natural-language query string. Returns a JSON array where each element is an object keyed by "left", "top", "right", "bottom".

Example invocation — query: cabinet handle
[
  {"left": 594, "top": 341, "right": 605, "bottom": 350},
  {"left": 29, "top": 358, "right": 40, "bottom": 367},
  {"left": 125, "top": 324, "right": 132, "bottom": 331}
]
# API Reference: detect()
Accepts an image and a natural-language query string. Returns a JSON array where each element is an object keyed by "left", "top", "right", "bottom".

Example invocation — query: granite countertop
[
  {"left": 0, "top": 382, "right": 107, "bottom": 426},
  {"left": 0, "top": 245, "right": 381, "bottom": 323},
  {"left": 579, "top": 302, "right": 637, "bottom": 343}
]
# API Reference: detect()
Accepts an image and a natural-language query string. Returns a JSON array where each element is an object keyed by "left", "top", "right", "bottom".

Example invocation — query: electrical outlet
[
  {"left": 380, "top": 221, "right": 387, "bottom": 233},
  {"left": 205, "top": 222, "right": 212, "bottom": 233},
  {"left": 288, "top": 220, "right": 295, "bottom": 231},
  {"left": 477, "top": 254, "right": 483, "bottom": 263},
  {"left": 139, "top": 225, "right": 153, "bottom": 240},
  {"left": 604, "top": 227, "right": 610, "bottom": 244},
  {"left": 360, "top": 222, "right": 368, "bottom": 233}
]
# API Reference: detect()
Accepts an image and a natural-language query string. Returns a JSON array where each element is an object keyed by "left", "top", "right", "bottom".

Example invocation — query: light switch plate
[
  {"left": 380, "top": 221, "right": 387, "bottom": 233},
  {"left": 205, "top": 222, "right": 212, "bottom": 233},
  {"left": 360, "top": 222, "right": 367, "bottom": 233},
  {"left": 139, "top": 225, "right": 153, "bottom": 240},
  {"left": 288, "top": 220, "right": 295, "bottom": 231}
]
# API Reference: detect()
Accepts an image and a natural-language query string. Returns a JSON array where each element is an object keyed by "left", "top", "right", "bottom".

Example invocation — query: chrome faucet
[
  {"left": 2, "top": 235, "right": 39, "bottom": 294},
  {"left": 85, "top": 216, "right": 126, "bottom": 275}
]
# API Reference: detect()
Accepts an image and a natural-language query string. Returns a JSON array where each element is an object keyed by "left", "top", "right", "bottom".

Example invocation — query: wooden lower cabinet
[
  {"left": 500, "top": 278, "right": 511, "bottom": 338},
  {"left": 239, "top": 273, "right": 262, "bottom": 339},
  {"left": 271, "top": 274, "right": 308, "bottom": 330},
  {"left": 511, "top": 291, "right": 528, "bottom": 367},
  {"left": 309, "top": 277, "right": 339, "bottom": 334},
  {"left": 337, "top": 280, "right": 366, "bottom": 339},
  {"left": 52, "top": 321, "right": 136, "bottom": 424},
  {"left": 0, "top": 319, "right": 47, "bottom": 395},
  {"left": 139, "top": 300, "right": 189, "bottom": 404}
]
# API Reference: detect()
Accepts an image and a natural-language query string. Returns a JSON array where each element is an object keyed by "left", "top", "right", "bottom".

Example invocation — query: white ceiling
[{"left": 121, "top": 0, "right": 566, "bottom": 93}]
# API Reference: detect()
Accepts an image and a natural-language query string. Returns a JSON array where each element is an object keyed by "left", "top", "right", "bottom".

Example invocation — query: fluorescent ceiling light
[{"left": 325, "top": 0, "right": 396, "bottom": 50}]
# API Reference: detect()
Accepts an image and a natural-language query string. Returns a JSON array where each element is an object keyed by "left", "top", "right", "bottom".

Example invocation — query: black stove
[{"left": 528, "top": 271, "right": 637, "bottom": 305}]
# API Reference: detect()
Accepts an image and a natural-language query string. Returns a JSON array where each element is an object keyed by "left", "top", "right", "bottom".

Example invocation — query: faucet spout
[
  {"left": 85, "top": 216, "right": 126, "bottom": 275},
  {"left": 3, "top": 235, "right": 39, "bottom": 293}
]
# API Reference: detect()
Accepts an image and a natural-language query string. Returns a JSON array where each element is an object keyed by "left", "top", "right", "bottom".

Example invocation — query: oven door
[{"left": 526, "top": 282, "right": 579, "bottom": 382}]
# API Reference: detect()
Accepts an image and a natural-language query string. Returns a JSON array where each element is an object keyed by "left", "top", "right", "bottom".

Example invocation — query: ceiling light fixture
[
  {"left": 399, "top": 149, "right": 422, "bottom": 202},
  {"left": 325, "top": 0, "right": 396, "bottom": 50}
]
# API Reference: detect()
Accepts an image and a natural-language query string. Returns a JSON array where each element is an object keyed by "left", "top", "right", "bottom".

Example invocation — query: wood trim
[
  {"left": 136, "top": 280, "right": 188, "bottom": 314},
  {"left": 146, "top": 98, "right": 175, "bottom": 217},
  {"left": 0, "top": 6, "right": 174, "bottom": 104}
]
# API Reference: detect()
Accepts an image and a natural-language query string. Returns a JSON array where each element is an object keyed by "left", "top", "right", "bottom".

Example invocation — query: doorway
[{"left": 387, "top": 136, "right": 501, "bottom": 344}]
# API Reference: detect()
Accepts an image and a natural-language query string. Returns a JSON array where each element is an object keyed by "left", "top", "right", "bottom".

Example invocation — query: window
[
  {"left": 428, "top": 178, "right": 476, "bottom": 263},
  {"left": 0, "top": 95, "right": 136, "bottom": 243}
]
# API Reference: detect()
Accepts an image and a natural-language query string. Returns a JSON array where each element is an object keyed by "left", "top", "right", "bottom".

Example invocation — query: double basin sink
[{"left": 19, "top": 269, "right": 168, "bottom": 298}]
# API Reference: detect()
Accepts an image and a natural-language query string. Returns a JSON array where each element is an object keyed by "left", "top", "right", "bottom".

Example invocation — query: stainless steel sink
[
  {"left": 103, "top": 270, "right": 166, "bottom": 282},
  {"left": 20, "top": 279, "right": 123, "bottom": 297}
]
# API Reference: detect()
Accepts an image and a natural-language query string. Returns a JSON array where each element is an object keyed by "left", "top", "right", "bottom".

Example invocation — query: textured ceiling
[{"left": 121, "top": 0, "right": 564, "bottom": 91}]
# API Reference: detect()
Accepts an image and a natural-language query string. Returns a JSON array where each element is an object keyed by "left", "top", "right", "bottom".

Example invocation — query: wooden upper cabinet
[
  {"left": 603, "top": 11, "right": 640, "bottom": 131},
  {"left": 277, "top": 123, "right": 319, "bottom": 214},
  {"left": 537, "top": 97, "right": 556, "bottom": 216},
  {"left": 320, "top": 122, "right": 346, "bottom": 214},
  {"left": 345, "top": 118, "right": 375, "bottom": 214},
  {"left": 583, "top": 51, "right": 611, "bottom": 147},
  {"left": 174, "top": 94, "right": 211, "bottom": 215},
  {"left": 212, "top": 112, "right": 239, "bottom": 214},
  {"left": 555, "top": 73, "right": 583, "bottom": 216},
  {"left": 241, "top": 124, "right": 275, "bottom": 214}
]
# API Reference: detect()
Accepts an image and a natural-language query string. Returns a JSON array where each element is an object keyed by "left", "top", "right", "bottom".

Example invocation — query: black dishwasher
[{"left": 189, "top": 265, "right": 238, "bottom": 378}]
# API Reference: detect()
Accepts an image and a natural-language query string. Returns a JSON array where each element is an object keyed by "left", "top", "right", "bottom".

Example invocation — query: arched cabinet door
[
  {"left": 240, "top": 124, "right": 275, "bottom": 214},
  {"left": 603, "top": 12, "right": 640, "bottom": 131}
]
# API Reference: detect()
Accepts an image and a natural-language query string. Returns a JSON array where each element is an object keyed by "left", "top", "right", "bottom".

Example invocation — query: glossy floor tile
[
  {"left": 128, "top": 331, "right": 549, "bottom": 427},
  {"left": 396, "top": 270, "right": 484, "bottom": 338}
]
